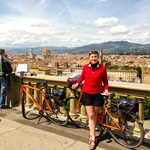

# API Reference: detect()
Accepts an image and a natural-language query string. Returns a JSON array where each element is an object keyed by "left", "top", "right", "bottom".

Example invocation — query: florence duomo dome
[{"left": 42, "top": 46, "right": 51, "bottom": 57}]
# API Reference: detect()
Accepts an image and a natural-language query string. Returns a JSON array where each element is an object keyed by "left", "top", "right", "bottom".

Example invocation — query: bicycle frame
[
  {"left": 74, "top": 91, "right": 82, "bottom": 113},
  {"left": 97, "top": 104, "right": 123, "bottom": 131},
  {"left": 72, "top": 90, "right": 123, "bottom": 131},
  {"left": 20, "top": 84, "right": 53, "bottom": 114}
]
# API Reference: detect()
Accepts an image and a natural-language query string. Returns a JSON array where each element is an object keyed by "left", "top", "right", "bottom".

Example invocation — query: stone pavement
[
  {"left": 0, "top": 107, "right": 150, "bottom": 150},
  {"left": 0, "top": 117, "right": 106, "bottom": 150}
]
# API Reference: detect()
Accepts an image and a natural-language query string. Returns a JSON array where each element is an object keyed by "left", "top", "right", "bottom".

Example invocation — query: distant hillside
[
  {"left": 68, "top": 41, "right": 150, "bottom": 55},
  {"left": 4, "top": 41, "right": 150, "bottom": 55}
]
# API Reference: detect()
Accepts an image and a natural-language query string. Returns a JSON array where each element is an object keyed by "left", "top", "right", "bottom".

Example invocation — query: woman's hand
[
  {"left": 104, "top": 90, "right": 109, "bottom": 96},
  {"left": 72, "top": 83, "right": 79, "bottom": 90}
]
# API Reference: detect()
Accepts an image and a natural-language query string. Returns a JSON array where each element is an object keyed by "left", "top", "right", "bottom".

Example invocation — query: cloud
[
  {"left": 1, "top": 0, "right": 150, "bottom": 47},
  {"left": 110, "top": 25, "right": 128, "bottom": 34},
  {"left": 98, "top": 30, "right": 106, "bottom": 35},
  {"left": 140, "top": 32, "right": 150, "bottom": 41},
  {"left": 30, "top": 23, "right": 51, "bottom": 27},
  {"left": 93, "top": 17, "right": 119, "bottom": 27}
]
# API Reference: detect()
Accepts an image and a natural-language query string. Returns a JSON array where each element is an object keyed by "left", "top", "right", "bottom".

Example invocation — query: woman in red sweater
[{"left": 72, "top": 50, "right": 109, "bottom": 150}]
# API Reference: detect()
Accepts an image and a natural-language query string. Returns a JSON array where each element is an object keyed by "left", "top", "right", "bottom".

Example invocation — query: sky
[{"left": 0, "top": 0, "right": 150, "bottom": 48}]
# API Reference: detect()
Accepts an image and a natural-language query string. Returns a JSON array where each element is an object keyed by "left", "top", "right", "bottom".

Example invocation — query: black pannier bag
[
  {"left": 53, "top": 89, "right": 66, "bottom": 105},
  {"left": 67, "top": 74, "right": 80, "bottom": 90},
  {"left": 119, "top": 98, "right": 139, "bottom": 122}
]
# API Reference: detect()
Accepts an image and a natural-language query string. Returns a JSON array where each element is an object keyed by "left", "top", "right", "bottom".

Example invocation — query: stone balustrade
[{"left": 6, "top": 75, "right": 150, "bottom": 120}]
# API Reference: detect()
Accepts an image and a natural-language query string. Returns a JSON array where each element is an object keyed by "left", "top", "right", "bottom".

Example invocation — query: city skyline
[{"left": 0, "top": 0, "right": 150, "bottom": 48}]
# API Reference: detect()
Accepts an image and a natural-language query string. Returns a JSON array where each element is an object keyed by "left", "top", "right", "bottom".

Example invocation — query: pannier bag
[
  {"left": 53, "top": 89, "right": 66, "bottom": 105},
  {"left": 119, "top": 98, "right": 138, "bottom": 112},
  {"left": 119, "top": 98, "right": 139, "bottom": 122},
  {"left": 67, "top": 74, "right": 80, "bottom": 89}
]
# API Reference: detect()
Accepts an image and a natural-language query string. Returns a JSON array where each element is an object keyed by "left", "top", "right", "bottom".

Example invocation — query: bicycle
[
  {"left": 96, "top": 93, "right": 144, "bottom": 149},
  {"left": 62, "top": 89, "right": 144, "bottom": 149},
  {"left": 19, "top": 72, "right": 69, "bottom": 126},
  {"left": 51, "top": 88, "right": 88, "bottom": 128}
]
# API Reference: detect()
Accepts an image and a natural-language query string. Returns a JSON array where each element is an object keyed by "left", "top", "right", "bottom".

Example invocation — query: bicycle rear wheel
[
  {"left": 43, "top": 98, "right": 69, "bottom": 126},
  {"left": 21, "top": 92, "right": 40, "bottom": 120},
  {"left": 66, "top": 97, "right": 88, "bottom": 128},
  {"left": 105, "top": 108, "right": 144, "bottom": 148}
]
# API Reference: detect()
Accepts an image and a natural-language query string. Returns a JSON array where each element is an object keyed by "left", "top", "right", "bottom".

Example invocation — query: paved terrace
[
  {"left": 2, "top": 74, "right": 150, "bottom": 149},
  {"left": 0, "top": 107, "right": 150, "bottom": 150}
]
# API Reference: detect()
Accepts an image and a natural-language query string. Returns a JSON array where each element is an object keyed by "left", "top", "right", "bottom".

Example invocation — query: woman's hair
[
  {"left": 89, "top": 50, "right": 99, "bottom": 57},
  {"left": 0, "top": 49, "right": 5, "bottom": 55}
]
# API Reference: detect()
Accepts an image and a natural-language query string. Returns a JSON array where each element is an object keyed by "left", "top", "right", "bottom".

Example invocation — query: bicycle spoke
[
  {"left": 43, "top": 99, "right": 69, "bottom": 126},
  {"left": 21, "top": 93, "right": 40, "bottom": 120},
  {"left": 106, "top": 108, "right": 144, "bottom": 148}
]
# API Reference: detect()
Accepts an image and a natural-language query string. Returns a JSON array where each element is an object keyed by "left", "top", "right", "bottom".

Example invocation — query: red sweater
[{"left": 77, "top": 63, "right": 109, "bottom": 94}]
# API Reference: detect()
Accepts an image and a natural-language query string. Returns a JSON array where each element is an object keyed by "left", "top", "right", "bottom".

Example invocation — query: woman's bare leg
[{"left": 86, "top": 106, "right": 99, "bottom": 140}]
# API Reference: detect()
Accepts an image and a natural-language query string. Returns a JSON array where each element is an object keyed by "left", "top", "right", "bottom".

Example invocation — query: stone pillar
[
  {"left": 145, "top": 131, "right": 150, "bottom": 139},
  {"left": 25, "top": 82, "right": 33, "bottom": 108},
  {"left": 133, "top": 99, "right": 144, "bottom": 136},
  {"left": 69, "top": 90, "right": 77, "bottom": 119},
  {"left": 138, "top": 99, "right": 144, "bottom": 120},
  {"left": 80, "top": 105, "right": 87, "bottom": 123},
  {"left": 133, "top": 121, "right": 142, "bottom": 136},
  {"left": 6, "top": 76, "right": 21, "bottom": 107},
  {"left": 78, "top": 91, "right": 87, "bottom": 122},
  {"left": 31, "top": 84, "right": 39, "bottom": 109}
]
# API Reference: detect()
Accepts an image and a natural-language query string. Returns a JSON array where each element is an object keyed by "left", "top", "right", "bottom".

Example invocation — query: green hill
[{"left": 5, "top": 41, "right": 150, "bottom": 55}]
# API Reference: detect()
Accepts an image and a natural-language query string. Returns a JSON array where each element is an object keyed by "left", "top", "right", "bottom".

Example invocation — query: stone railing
[{"left": 6, "top": 75, "right": 150, "bottom": 121}]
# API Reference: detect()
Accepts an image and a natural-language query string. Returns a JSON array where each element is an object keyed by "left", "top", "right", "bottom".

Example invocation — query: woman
[{"left": 72, "top": 50, "right": 109, "bottom": 150}]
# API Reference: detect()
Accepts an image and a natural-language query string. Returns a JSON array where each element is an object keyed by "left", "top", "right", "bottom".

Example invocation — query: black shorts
[{"left": 81, "top": 92, "right": 104, "bottom": 107}]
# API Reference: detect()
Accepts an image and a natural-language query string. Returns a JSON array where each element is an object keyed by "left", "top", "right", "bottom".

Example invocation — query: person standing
[
  {"left": 0, "top": 49, "right": 12, "bottom": 109},
  {"left": 72, "top": 50, "right": 109, "bottom": 150}
]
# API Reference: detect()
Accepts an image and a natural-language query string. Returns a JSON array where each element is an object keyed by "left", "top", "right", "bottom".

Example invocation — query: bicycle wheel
[
  {"left": 21, "top": 92, "right": 40, "bottom": 120},
  {"left": 105, "top": 108, "right": 144, "bottom": 148},
  {"left": 43, "top": 98, "right": 69, "bottom": 126},
  {"left": 66, "top": 97, "right": 88, "bottom": 128}
]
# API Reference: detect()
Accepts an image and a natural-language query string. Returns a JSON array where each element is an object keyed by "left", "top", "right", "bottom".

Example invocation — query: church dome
[{"left": 42, "top": 47, "right": 50, "bottom": 55}]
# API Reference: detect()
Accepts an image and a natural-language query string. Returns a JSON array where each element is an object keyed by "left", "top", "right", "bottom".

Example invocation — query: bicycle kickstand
[{"left": 37, "top": 110, "right": 45, "bottom": 124}]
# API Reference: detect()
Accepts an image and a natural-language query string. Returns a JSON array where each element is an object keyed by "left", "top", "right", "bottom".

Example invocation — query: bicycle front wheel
[
  {"left": 105, "top": 108, "right": 144, "bottom": 149},
  {"left": 43, "top": 98, "right": 69, "bottom": 126},
  {"left": 66, "top": 97, "right": 88, "bottom": 128},
  {"left": 21, "top": 92, "right": 40, "bottom": 120}
]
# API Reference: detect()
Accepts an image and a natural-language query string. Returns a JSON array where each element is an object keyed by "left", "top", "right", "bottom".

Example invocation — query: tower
[
  {"left": 99, "top": 48, "right": 103, "bottom": 65},
  {"left": 29, "top": 48, "right": 34, "bottom": 58}
]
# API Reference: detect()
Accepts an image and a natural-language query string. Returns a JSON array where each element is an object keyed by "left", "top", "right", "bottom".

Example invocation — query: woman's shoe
[
  {"left": 89, "top": 135, "right": 92, "bottom": 144},
  {"left": 89, "top": 139, "right": 95, "bottom": 150}
]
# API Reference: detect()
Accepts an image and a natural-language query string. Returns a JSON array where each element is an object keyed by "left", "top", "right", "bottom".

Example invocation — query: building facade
[{"left": 107, "top": 69, "right": 138, "bottom": 82}]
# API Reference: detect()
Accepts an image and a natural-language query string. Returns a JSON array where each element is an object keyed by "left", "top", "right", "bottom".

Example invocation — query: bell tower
[{"left": 99, "top": 48, "right": 103, "bottom": 65}]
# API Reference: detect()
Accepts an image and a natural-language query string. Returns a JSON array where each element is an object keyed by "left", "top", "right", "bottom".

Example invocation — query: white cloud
[
  {"left": 140, "top": 32, "right": 150, "bottom": 42},
  {"left": 98, "top": 30, "right": 106, "bottom": 35},
  {"left": 1, "top": 0, "right": 150, "bottom": 47},
  {"left": 144, "top": 23, "right": 150, "bottom": 28},
  {"left": 93, "top": 17, "right": 119, "bottom": 27},
  {"left": 110, "top": 25, "right": 128, "bottom": 34}
]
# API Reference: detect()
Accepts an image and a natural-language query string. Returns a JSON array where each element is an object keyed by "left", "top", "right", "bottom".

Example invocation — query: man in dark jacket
[{"left": 0, "top": 49, "right": 12, "bottom": 109}]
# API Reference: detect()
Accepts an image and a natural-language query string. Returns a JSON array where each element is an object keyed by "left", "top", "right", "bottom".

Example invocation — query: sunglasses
[{"left": 89, "top": 50, "right": 99, "bottom": 56}]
